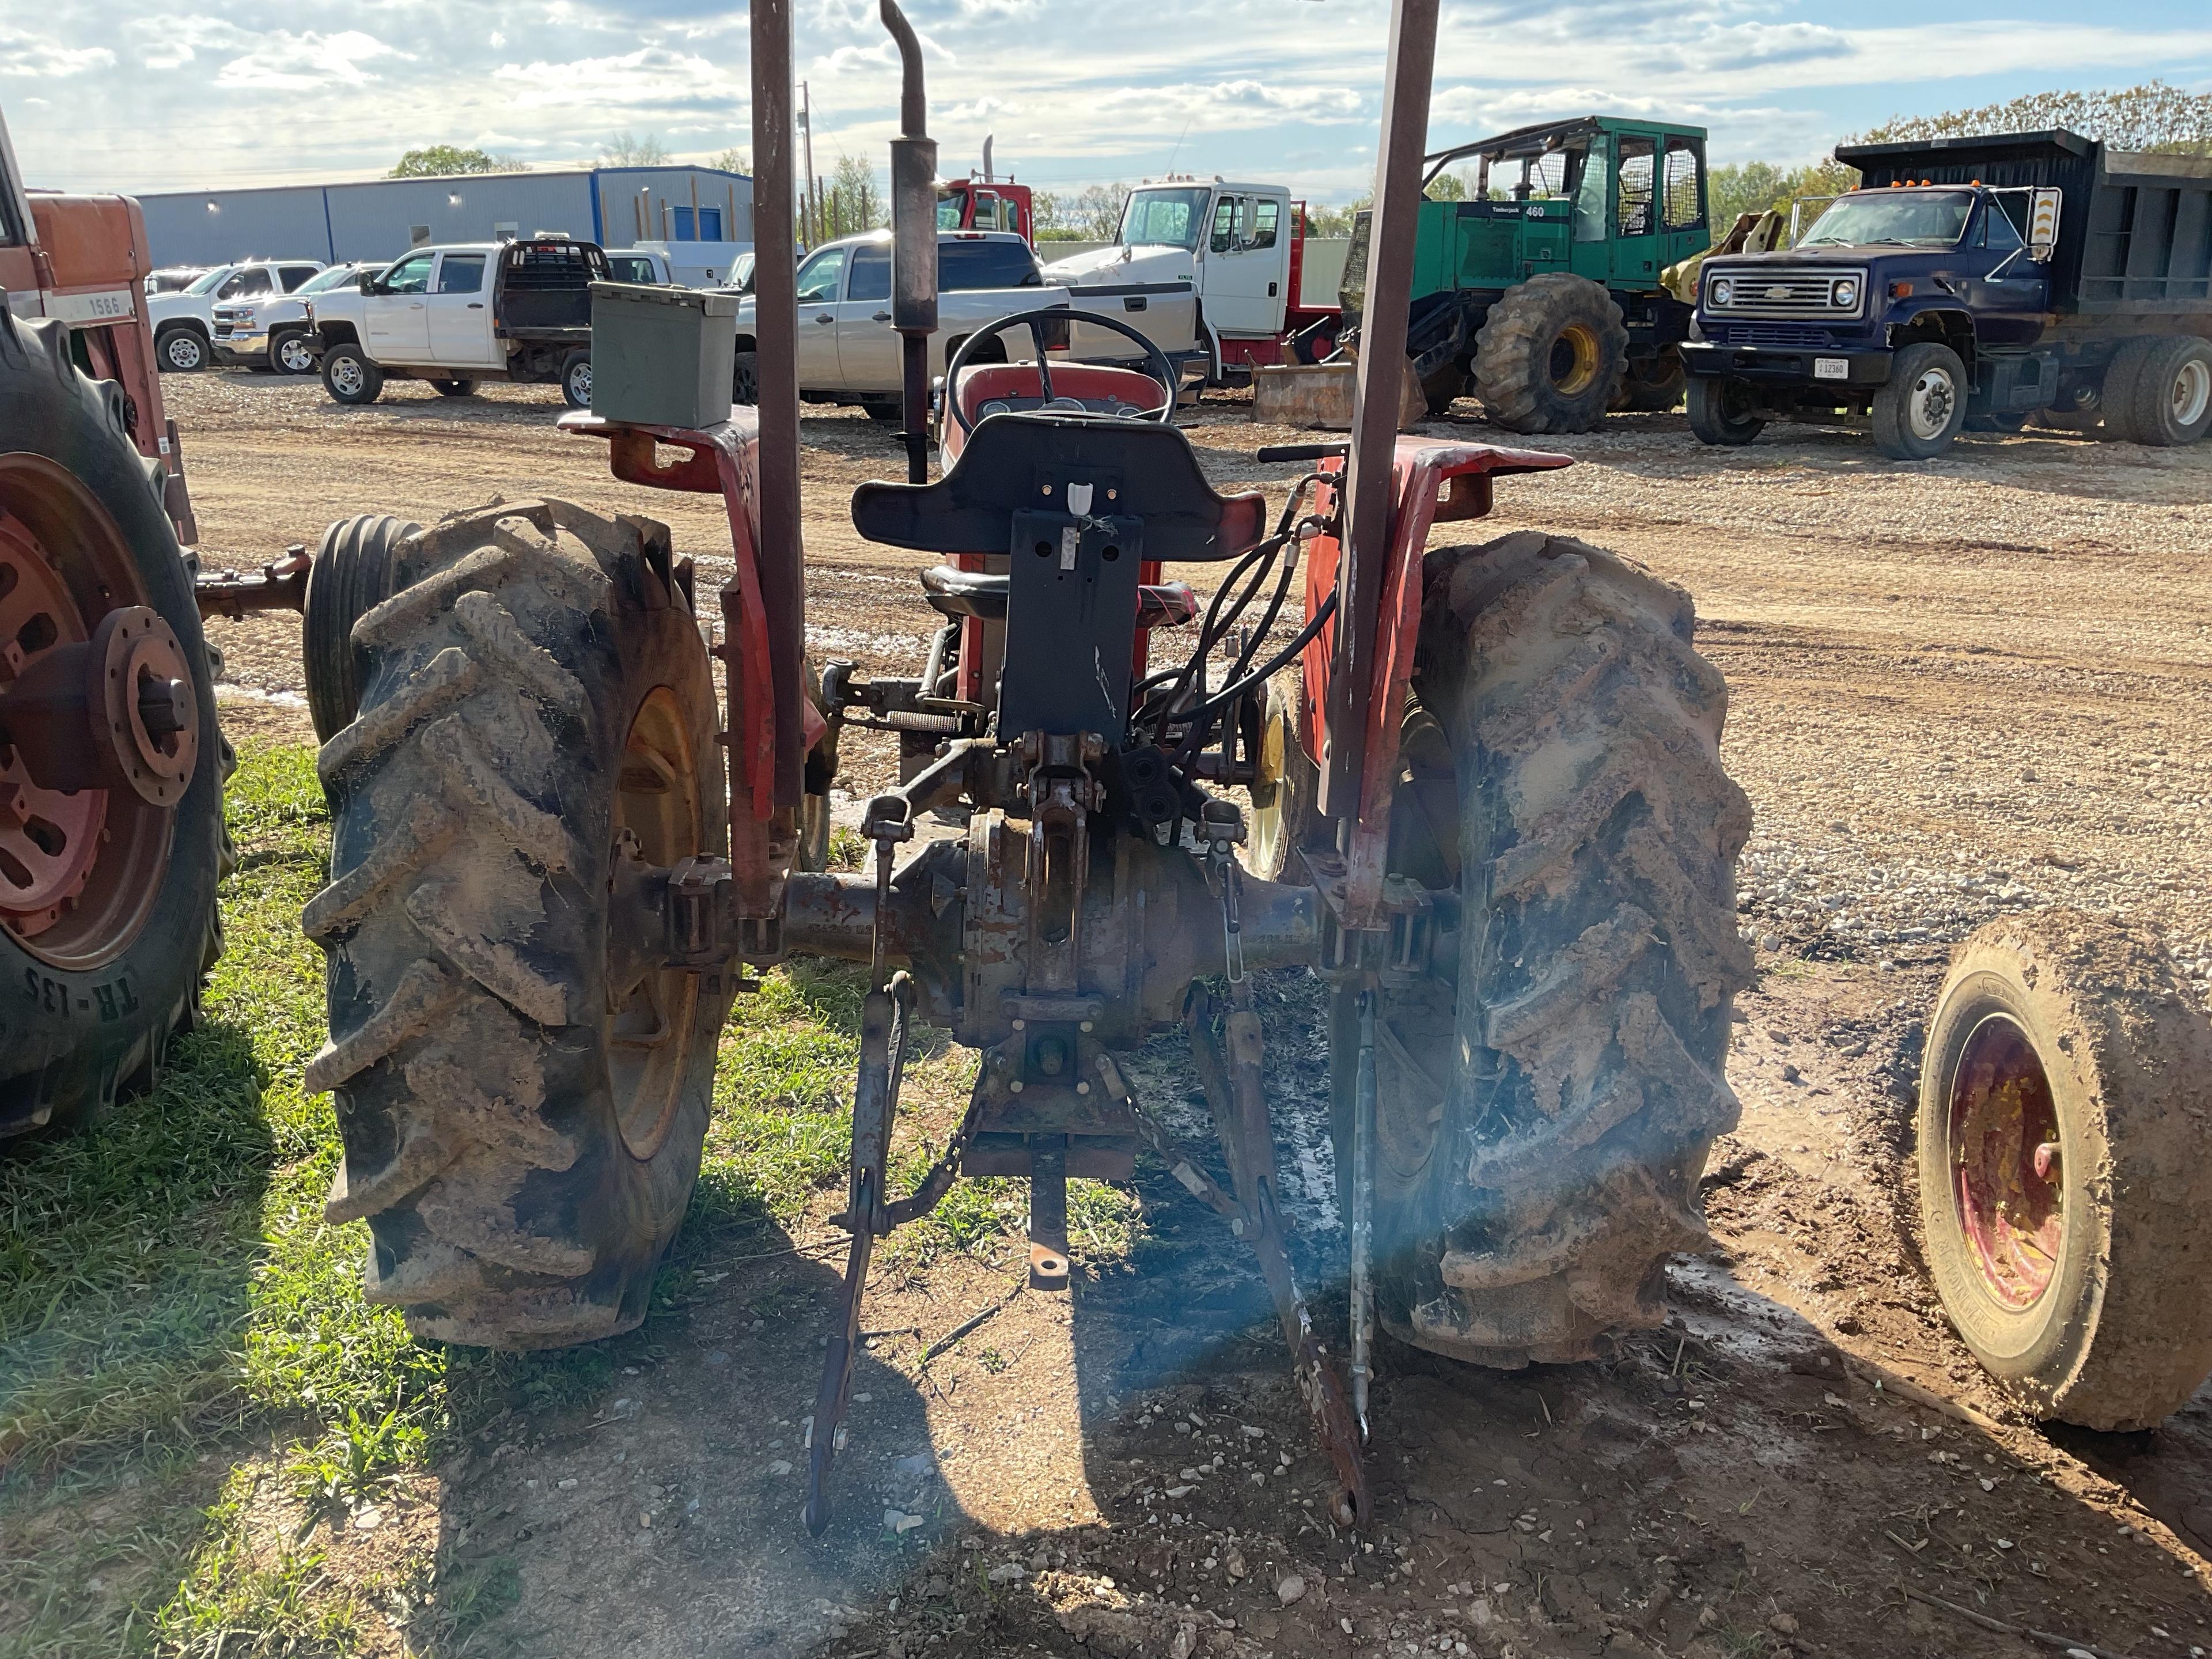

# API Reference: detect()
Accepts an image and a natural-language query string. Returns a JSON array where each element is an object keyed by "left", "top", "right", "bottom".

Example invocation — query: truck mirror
[
  {"left": 2029, "top": 188, "right": 2062, "bottom": 262},
  {"left": 357, "top": 272, "right": 378, "bottom": 296}
]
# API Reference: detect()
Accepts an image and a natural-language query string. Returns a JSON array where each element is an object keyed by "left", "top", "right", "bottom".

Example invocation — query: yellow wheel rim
[{"left": 1548, "top": 324, "right": 1601, "bottom": 396}]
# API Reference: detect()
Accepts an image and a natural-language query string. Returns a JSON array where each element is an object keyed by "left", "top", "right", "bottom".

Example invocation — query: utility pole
[{"left": 799, "top": 80, "right": 817, "bottom": 247}]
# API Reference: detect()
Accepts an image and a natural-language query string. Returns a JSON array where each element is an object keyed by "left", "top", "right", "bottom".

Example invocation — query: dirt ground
[{"left": 173, "top": 370, "right": 2212, "bottom": 1658}]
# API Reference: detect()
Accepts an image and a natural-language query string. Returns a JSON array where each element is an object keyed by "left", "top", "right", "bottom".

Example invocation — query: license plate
[{"left": 1814, "top": 357, "right": 1849, "bottom": 381}]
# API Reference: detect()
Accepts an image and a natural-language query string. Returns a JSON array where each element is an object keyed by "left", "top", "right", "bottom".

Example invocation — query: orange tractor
[{"left": 293, "top": 0, "right": 1749, "bottom": 1535}]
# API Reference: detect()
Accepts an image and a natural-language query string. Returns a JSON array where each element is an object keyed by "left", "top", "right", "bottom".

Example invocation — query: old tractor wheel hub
[{"left": 1946, "top": 1012, "right": 2065, "bottom": 1309}]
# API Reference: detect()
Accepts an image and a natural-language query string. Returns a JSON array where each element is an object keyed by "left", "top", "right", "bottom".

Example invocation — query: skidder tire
[
  {"left": 1471, "top": 274, "right": 1628, "bottom": 434},
  {"left": 1918, "top": 909, "right": 2212, "bottom": 1430},
  {"left": 1351, "top": 530, "right": 1752, "bottom": 1367},
  {"left": 305, "top": 498, "right": 734, "bottom": 1348},
  {"left": 0, "top": 309, "right": 228, "bottom": 1135}
]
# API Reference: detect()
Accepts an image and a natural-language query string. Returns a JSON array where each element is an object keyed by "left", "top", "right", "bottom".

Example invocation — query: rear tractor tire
[
  {"left": 1245, "top": 665, "right": 1325, "bottom": 884},
  {"left": 1918, "top": 909, "right": 2212, "bottom": 1430},
  {"left": 304, "top": 498, "right": 734, "bottom": 1347},
  {"left": 1339, "top": 529, "right": 1753, "bottom": 1367},
  {"left": 1471, "top": 274, "right": 1629, "bottom": 434}
]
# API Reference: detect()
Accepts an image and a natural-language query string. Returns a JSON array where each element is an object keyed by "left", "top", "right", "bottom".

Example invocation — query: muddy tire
[
  {"left": 1340, "top": 529, "right": 1752, "bottom": 1367},
  {"left": 1420, "top": 358, "right": 1469, "bottom": 419},
  {"left": 0, "top": 309, "right": 229, "bottom": 1136},
  {"left": 302, "top": 513, "right": 423, "bottom": 744},
  {"left": 732, "top": 351, "right": 759, "bottom": 407},
  {"left": 1918, "top": 910, "right": 2212, "bottom": 1430},
  {"left": 1245, "top": 666, "right": 1324, "bottom": 884},
  {"left": 304, "top": 498, "right": 733, "bottom": 1348},
  {"left": 1471, "top": 275, "right": 1628, "bottom": 435}
]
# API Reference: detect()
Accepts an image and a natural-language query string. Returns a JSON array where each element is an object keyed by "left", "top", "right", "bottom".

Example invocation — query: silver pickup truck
[{"left": 732, "top": 229, "right": 1196, "bottom": 419}]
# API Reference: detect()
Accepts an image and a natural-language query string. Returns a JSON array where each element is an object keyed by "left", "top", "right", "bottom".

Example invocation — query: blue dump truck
[{"left": 1681, "top": 129, "right": 2212, "bottom": 459}]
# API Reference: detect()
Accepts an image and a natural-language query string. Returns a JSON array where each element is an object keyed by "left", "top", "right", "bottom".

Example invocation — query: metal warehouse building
[{"left": 135, "top": 165, "right": 753, "bottom": 268}]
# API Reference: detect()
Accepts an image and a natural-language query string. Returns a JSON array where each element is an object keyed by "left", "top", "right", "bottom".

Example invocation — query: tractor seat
[
  {"left": 920, "top": 563, "right": 1198, "bottom": 630},
  {"left": 853, "top": 412, "right": 1268, "bottom": 562}
]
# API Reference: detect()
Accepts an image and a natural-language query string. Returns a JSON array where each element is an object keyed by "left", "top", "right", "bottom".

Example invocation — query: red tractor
[
  {"left": 298, "top": 0, "right": 1750, "bottom": 1533},
  {"left": 0, "top": 109, "right": 235, "bottom": 1135}
]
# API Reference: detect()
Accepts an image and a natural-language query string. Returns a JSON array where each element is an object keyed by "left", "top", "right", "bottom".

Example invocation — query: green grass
[{"left": 1, "top": 739, "right": 1139, "bottom": 1657}]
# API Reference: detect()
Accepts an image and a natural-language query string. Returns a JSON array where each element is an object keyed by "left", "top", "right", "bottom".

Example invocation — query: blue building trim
[
  {"left": 588, "top": 167, "right": 604, "bottom": 245},
  {"left": 320, "top": 187, "right": 336, "bottom": 262}
]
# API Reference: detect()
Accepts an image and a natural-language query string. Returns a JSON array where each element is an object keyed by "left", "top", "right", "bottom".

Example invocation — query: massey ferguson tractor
[{"left": 296, "top": 0, "right": 1752, "bottom": 1533}]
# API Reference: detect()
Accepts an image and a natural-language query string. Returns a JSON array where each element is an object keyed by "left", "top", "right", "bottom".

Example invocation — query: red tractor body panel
[{"left": 1300, "top": 438, "right": 1571, "bottom": 928}]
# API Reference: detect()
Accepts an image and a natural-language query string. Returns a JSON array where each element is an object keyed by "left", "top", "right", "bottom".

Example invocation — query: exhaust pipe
[{"left": 881, "top": 0, "right": 939, "bottom": 484}]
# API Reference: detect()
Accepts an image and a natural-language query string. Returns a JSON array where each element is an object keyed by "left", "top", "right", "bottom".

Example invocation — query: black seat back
[
  {"left": 853, "top": 413, "right": 1268, "bottom": 740},
  {"left": 850, "top": 412, "right": 1268, "bottom": 562}
]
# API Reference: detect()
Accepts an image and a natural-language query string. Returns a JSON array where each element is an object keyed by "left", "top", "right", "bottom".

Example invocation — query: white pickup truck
[
  {"left": 213, "top": 260, "right": 386, "bottom": 373},
  {"left": 733, "top": 229, "right": 1196, "bottom": 418},
  {"left": 149, "top": 258, "right": 326, "bottom": 372},
  {"left": 308, "top": 238, "right": 610, "bottom": 407}
]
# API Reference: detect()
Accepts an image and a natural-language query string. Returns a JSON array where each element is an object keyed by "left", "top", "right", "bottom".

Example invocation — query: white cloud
[
  {"left": 0, "top": 26, "right": 115, "bottom": 77},
  {"left": 214, "top": 31, "right": 411, "bottom": 92}
]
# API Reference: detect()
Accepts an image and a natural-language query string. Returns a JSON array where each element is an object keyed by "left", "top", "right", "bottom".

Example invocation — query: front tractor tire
[
  {"left": 1918, "top": 910, "right": 2212, "bottom": 1430},
  {"left": 1471, "top": 274, "right": 1629, "bottom": 434},
  {"left": 305, "top": 499, "right": 733, "bottom": 1347},
  {"left": 1343, "top": 531, "right": 1753, "bottom": 1367}
]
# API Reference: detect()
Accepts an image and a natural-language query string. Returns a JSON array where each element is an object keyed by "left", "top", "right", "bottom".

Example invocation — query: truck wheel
[
  {"left": 1684, "top": 376, "right": 1763, "bottom": 446},
  {"left": 560, "top": 351, "right": 592, "bottom": 411},
  {"left": 2109, "top": 336, "right": 2212, "bottom": 448},
  {"left": 156, "top": 327, "right": 207, "bottom": 374},
  {"left": 272, "top": 331, "right": 319, "bottom": 376},
  {"left": 1338, "top": 530, "right": 1752, "bottom": 1367},
  {"left": 1872, "top": 342, "right": 1968, "bottom": 460},
  {"left": 431, "top": 379, "right": 478, "bottom": 399},
  {"left": 321, "top": 344, "right": 384, "bottom": 406},
  {"left": 304, "top": 498, "right": 733, "bottom": 1348},
  {"left": 1919, "top": 909, "right": 2212, "bottom": 1430},
  {"left": 0, "top": 309, "right": 229, "bottom": 1137},
  {"left": 302, "top": 513, "right": 423, "bottom": 744},
  {"left": 1245, "top": 666, "right": 1324, "bottom": 883},
  {"left": 1471, "top": 274, "right": 1628, "bottom": 434},
  {"left": 1616, "top": 348, "right": 1686, "bottom": 413},
  {"left": 732, "top": 351, "right": 759, "bottom": 407}
]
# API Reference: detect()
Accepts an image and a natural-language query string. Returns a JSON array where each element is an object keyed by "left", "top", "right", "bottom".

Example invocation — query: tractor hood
[{"left": 1040, "top": 244, "right": 1195, "bottom": 289}]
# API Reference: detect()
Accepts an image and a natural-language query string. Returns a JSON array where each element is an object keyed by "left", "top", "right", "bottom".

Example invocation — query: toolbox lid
[{"left": 589, "top": 281, "right": 740, "bottom": 317}]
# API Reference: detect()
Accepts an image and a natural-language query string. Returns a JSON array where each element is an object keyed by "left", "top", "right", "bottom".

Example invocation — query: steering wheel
[{"left": 943, "top": 305, "right": 1181, "bottom": 435}]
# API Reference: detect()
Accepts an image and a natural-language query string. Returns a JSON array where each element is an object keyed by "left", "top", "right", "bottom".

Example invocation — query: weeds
[{"left": 285, "top": 1408, "right": 423, "bottom": 1531}]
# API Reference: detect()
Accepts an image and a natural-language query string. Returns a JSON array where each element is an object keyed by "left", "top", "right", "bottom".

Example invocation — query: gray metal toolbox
[{"left": 588, "top": 282, "right": 740, "bottom": 428}]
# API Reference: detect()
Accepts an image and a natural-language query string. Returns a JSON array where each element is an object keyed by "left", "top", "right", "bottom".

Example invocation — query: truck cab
[
  {"left": 1681, "top": 128, "right": 2212, "bottom": 457},
  {"left": 1683, "top": 180, "right": 2062, "bottom": 455},
  {"left": 938, "top": 178, "right": 1033, "bottom": 243},
  {"left": 1041, "top": 179, "right": 1336, "bottom": 378}
]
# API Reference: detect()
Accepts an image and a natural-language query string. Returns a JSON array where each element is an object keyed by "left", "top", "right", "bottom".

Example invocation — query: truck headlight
[
  {"left": 1710, "top": 277, "right": 1734, "bottom": 307},
  {"left": 1831, "top": 278, "right": 1859, "bottom": 309}
]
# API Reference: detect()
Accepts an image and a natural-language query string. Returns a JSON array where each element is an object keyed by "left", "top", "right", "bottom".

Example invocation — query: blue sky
[{"left": 5, "top": 0, "right": 2209, "bottom": 203}]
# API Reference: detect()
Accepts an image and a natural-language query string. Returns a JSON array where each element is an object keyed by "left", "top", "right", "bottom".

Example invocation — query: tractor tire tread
[
  {"left": 306, "top": 497, "right": 726, "bottom": 1349},
  {"left": 1365, "top": 529, "right": 1748, "bottom": 1368}
]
